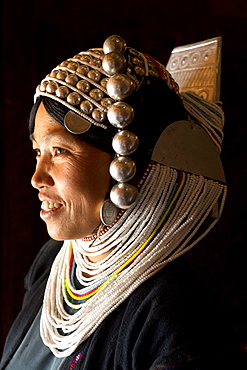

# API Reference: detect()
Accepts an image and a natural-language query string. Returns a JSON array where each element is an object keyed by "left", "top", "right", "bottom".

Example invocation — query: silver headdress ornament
[
  {"left": 35, "top": 35, "right": 225, "bottom": 225},
  {"left": 35, "top": 35, "right": 180, "bottom": 222}
]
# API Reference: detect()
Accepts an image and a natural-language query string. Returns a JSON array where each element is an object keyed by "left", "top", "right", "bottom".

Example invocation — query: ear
[{"left": 151, "top": 120, "right": 225, "bottom": 183}]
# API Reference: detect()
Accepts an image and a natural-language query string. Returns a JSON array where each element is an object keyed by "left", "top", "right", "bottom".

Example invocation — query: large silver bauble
[
  {"left": 110, "top": 156, "right": 136, "bottom": 182},
  {"left": 112, "top": 130, "right": 139, "bottom": 155},
  {"left": 106, "top": 74, "right": 134, "bottom": 101},
  {"left": 107, "top": 102, "right": 134, "bottom": 128},
  {"left": 102, "top": 51, "right": 127, "bottom": 75},
  {"left": 103, "top": 35, "right": 126, "bottom": 54},
  {"left": 110, "top": 182, "right": 138, "bottom": 209}
]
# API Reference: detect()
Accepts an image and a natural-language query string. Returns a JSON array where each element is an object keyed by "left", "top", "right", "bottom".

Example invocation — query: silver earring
[{"left": 100, "top": 199, "right": 119, "bottom": 226}]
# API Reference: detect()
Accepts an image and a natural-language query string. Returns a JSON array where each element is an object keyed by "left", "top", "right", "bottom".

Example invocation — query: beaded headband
[{"left": 35, "top": 35, "right": 180, "bottom": 214}]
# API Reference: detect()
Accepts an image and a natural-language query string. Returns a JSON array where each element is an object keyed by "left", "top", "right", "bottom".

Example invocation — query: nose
[{"left": 31, "top": 158, "right": 54, "bottom": 189}]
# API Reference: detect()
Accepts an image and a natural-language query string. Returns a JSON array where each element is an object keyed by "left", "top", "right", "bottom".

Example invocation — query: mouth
[
  {"left": 41, "top": 201, "right": 62, "bottom": 211},
  {"left": 40, "top": 201, "right": 63, "bottom": 219}
]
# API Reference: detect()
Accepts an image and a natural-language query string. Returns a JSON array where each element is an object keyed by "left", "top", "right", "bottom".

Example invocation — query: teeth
[{"left": 41, "top": 201, "right": 61, "bottom": 211}]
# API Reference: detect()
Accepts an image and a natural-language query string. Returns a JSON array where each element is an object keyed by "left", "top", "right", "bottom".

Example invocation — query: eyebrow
[{"left": 30, "top": 131, "right": 67, "bottom": 143}]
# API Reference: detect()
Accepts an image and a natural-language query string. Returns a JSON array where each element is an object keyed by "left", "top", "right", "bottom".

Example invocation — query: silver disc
[
  {"left": 64, "top": 111, "right": 91, "bottom": 134},
  {"left": 100, "top": 199, "right": 119, "bottom": 226}
]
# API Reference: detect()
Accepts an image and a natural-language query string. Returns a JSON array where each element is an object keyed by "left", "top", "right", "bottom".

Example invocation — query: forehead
[{"left": 31, "top": 103, "right": 79, "bottom": 145}]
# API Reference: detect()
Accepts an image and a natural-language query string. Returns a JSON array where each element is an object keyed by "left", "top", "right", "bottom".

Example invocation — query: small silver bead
[
  {"left": 56, "top": 70, "right": 68, "bottom": 80},
  {"left": 46, "top": 81, "right": 59, "bottom": 93},
  {"left": 87, "top": 70, "right": 101, "bottom": 82},
  {"left": 55, "top": 86, "right": 70, "bottom": 98},
  {"left": 76, "top": 80, "right": 91, "bottom": 92},
  {"left": 102, "top": 51, "right": 127, "bottom": 75},
  {"left": 67, "top": 92, "right": 81, "bottom": 105},
  {"left": 132, "top": 57, "right": 144, "bottom": 66},
  {"left": 134, "top": 66, "right": 145, "bottom": 76},
  {"left": 92, "top": 108, "right": 106, "bottom": 122},
  {"left": 103, "top": 35, "right": 126, "bottom": 54},
  {"left": 110, "top": 182, "right": 138, "bottom": 209},
  {"left": 50, "top": 70, "right": 58, "bottom": 78},
  {"left": 60, "top": 61, "right": 69, "bottom": 67},
  {"left": 106, "top": 74, "right": 134, "bottom": 100},
  {"left": 89, "top": 58, "right": 102, "bottom": 68},
  {"left": 80, "top": 55, "right": 91, "bottom": 63},
  {"left": 107, "top": 102, "right": 134, "bottom": 128},
  {"left": 40, "top": 81, "right": 48, "bottom": 92},
  {"left": 77, "top": 65, "right": 90, "bottom": 75},
  {"left": 65, "top": 74, "right": 78, "bottom": 85},
  {"left": 100, "top": 97, "right": 114, "bottom": 108},
  {"left": 112, "top": 130, "right": 139, "bottom": 155},
  {"left": 89, "top": 88, "right": 104, "bottom": 101},
  {"left": 110, "top": 156, "right": 136, "bottom": 182},
  {"left": 100, "top": 78, "right": 109, "bottom": 88},
  {"left": 80, "top": 100, "right": 93, "bottom": 114},
  {"left": 149, "top": 69, "right": 159, "bottom": 77},
  {"left": 67, "top": 61, "right": 79, "bottom": 71}
]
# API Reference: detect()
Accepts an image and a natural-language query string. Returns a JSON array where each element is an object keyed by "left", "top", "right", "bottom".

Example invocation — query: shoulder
[
  {"left": 118, "top": 258, "right": 233, "bottom": 368},
  {"left": 24, "top": 239, "right": 63, "bottom": 291}
]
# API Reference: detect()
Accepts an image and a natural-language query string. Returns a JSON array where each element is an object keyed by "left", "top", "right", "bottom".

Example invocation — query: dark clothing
[{"left": 0, "top": 239, "right": 237, "bottom": 369}]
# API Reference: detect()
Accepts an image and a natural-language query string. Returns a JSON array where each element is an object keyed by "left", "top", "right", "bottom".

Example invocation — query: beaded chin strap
[{"left": 35, "top": 35, "right": 179, "bottom": 224}]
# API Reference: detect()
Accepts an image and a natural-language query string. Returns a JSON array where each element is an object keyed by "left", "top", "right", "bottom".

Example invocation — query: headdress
[
  {"left": 34, "top": 35, "right": 186, "bottom": 220},
  {"left": 32, "top": 36, "right": 227, "bottom": 357}
]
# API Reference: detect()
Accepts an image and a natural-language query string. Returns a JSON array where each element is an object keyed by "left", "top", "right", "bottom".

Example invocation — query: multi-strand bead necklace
[{"left": 40, "top": 163, "right": 227, "bottom": 357}]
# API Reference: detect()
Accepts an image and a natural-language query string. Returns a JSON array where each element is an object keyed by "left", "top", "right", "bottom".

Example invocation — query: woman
[{"left": 1, "top": 35, "right": 235, "bottom": 369}]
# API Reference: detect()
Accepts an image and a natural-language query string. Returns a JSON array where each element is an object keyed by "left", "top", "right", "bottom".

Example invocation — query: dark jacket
[{"left": 0, "top": 239, "right": 237, "bottom": 369}]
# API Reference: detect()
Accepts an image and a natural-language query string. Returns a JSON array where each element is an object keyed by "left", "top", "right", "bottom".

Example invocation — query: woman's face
[{"left": 31, "top": 103, "right": 112, "bottom": 240}]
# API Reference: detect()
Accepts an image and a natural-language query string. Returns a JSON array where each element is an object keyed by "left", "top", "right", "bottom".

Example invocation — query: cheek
[{"left": 60, "top": 153, "right": 112, "bottom": 206}]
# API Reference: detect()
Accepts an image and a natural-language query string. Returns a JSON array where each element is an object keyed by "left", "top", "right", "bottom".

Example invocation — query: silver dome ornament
[
  {"left": 55, "top": 86, "right": 70, "bottom": 98},
  {"left": 106, "top": 74, "right": 134, "bottom": 100},
  {"left": 40, "top": 81, "right": 48, "bottom": 92},
  {"left": 50, "top": 70, "right": 58, "bottom": 78},
  {"left": 107, "top": 102, "right": 134, "bottom": 128},
  {"left": 76, "top": 80, "right": 91, "bottom": 93},
  {"left": 65, "top": 74, "right": 78, "bottom": 85},
  {"left": 87, "top": 70, "right": 101, "bottom": 82},
  {"left": 92, "top": 108, "right": 106, "bottom": 123},
  {"left": 56, "top": 70, "right": 68, "bottom": 80},
  {"left": 80, "top": 100, "right": 93, "bottom": 114},
  {"left": 67, "top": 61, "right": 79, "bottom": 71},
  {"left": 67, "top": 92, "right": 81, "bottom": 105},
  {"left": 103, "top": 35, "right": 126, "bottom": 54},
  {"left": 110, "top": 156, "right": 136, "bottom": 182},
  {"left": 89, "top": 88, "right": 104, "bottom": 101},
  {"left": 102, "top": 51, "right": 127, "bottom": 75},
  {"left": 112, "top": 130, "right": 139, "bottom": 155},
  {"left": 46, "top": 81, "right": 59, "bottom": 93},
  {"left": 100, "top": 97, "right": 114, "bottom": 108},
  {"left": 110, "top": 182, "right": 138, "bottom": 209},
  {"left": 77, "top": 65, "right": 90, "bottom": 75},
  {"left": 100, "top": 78, "right": 109, "bottom": 88}
]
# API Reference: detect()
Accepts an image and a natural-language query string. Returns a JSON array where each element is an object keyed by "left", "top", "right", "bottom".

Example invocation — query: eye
[
  {"left": 53, "top": 147, "right": 68, "bottom": 156},
  {"left": 32, "top": 148, "right": 41, "bottom": 157}
]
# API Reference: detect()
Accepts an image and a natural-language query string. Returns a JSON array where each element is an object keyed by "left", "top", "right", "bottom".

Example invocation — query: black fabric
[
  {"left": 0, "top": 239, "right": 63, "bottom": 369},
  {"left": 0, "top": 239, "right": 239, "bottom": 370}
]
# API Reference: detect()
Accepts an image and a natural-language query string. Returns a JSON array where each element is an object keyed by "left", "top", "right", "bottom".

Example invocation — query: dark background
[{"left": 1, "top": 0, "right": 246, "bottom": 360}]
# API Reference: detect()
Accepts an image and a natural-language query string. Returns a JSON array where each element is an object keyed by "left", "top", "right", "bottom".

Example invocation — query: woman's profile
[{"left": 0, "top": 35, "right": 238, "bottom": 369}]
